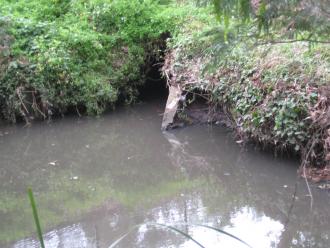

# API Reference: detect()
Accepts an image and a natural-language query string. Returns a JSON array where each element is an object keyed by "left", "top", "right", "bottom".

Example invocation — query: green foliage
[
  {"left": 0, "top": 0, "right": 190, "bottom": 122},
  {"left": 166, "top": 10, "right": 329, "bottom": 165},
  {"left": 211, "top": 0, "right": 330, "bottom": 42},
  {"left": 92, "top": 0, "right": 171, "bottom": 41},
  {"left": 0, "top": 16, "right": 118, "bottom": 120},
  {"left": 0, "top": 0, "right": 71, "bottom": 20},
  {"left": 207, "top": 43, "right": 328, "bottom": 152}
]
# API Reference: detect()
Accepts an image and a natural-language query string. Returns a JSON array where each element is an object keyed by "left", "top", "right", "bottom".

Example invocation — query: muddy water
[{"left": 0, "top": 100, "right": 329, "bottom": 248}]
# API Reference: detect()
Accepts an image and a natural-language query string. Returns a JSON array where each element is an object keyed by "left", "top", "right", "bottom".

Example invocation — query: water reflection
[
  {"left": 0, "top": 101, "right": 329, "bottom": 247},
  {"left": 224, "top": 206, "right": 284, "bottom": 248},
  {"left": 14, "top": 224, "right": 93, "bottom": 248}
]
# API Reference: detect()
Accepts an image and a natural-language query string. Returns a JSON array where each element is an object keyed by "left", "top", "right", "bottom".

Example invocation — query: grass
[
  {"left": 109, "top": 222, "right": 253, "bottom": 248},
  {"left": 27, "top": 188, "right": 45, "bottom": 248}
]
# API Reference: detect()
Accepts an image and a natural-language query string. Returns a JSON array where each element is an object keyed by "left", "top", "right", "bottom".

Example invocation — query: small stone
[
  {"left": 71, "top": 176, "right": 79, "bottom": 180},
  {"left": 283, "top": 185, "right": 288, "bottom": 188},
  {"left": 85, "top": 144, "right": 90, "bottom": 148}
]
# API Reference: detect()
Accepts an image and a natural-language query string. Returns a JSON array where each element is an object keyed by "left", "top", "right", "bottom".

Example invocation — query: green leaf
[{"left": 28, "top": 188, "right": 45, "bottom": 248}]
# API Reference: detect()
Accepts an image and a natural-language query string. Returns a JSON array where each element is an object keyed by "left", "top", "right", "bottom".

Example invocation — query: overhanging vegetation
[
  {"left": 1, "top": 0, "right": 329, "bottom": 170},
  {"left": 0, "top": 0, "right": 193, "bottom": 122}
]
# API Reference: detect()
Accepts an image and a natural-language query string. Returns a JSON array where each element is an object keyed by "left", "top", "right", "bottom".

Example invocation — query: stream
[{"left": 0, "top": 99, "right": 329, "bottom": 248}]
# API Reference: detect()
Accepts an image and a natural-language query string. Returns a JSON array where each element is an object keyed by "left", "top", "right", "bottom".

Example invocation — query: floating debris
[
  {"left": 318, "top": 184, "right": 330, "bottom": 190},
  {"left": 48, "top": 160, "right": 58, "bottom": 166},
  {"left": 88, "top": 185, "right": 96, "bottom": 191}
]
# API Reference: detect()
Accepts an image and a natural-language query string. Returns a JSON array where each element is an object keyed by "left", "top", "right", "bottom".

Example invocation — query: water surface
[{"left": 0, "top": 100, "right": 329, "bottom": 248}]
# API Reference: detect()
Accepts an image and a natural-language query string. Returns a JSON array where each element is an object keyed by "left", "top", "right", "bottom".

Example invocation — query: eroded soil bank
[{"left": 161, "top": 43, "right": 330, "bottom": 180}]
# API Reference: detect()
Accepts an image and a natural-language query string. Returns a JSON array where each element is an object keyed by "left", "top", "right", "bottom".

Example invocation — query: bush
[{"left": 0, "top": 0, "right": 190, "bottom": 122}]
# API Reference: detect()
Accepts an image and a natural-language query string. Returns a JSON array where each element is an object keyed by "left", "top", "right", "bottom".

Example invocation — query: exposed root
[{"left": 15, "top": 86, "right": 48, "bottom": 123}]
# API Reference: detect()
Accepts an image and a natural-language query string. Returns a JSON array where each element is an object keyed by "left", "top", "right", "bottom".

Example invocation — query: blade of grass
[
  {"left": 28, "top": 188, "right": 45, "bottom": 248},
  {"left": 108, "top": 223, "right": 206, "bottom": 248},
  {"left": 192, "top": 224, "right": 253, "bottom": 248},
  {"left": 150, "top": 223, "right": 205, "bottom": 248},
  {"left": 108, "top": 225, "right": 140, "bottom": 248},
  {"left": 108, "top": 222, "right": 251, "bottom": 248},
  {"left": 108, "top": 232, "right": 131, "bottom": 248}
]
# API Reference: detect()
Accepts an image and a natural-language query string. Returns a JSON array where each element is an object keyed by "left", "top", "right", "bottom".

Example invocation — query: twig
[
  {"left": 301, "top": 137, "right": 317, "bottom": 210},
  {"left": 16, "top": 87, "right": 29, "bottom": 114},
  {"left": 183, "top": 89, "right": 210, "bottom": 101},
  {"left": 256, "top": 39, "right": 330, "bottom": 46},
  {"left": 303, "top": 165, "right": 313, "bottom": 210},
  {"left": 284, "top": 181, "right": 298, "bottom": 226},
  {"left": 76, "top": 105, "right": 82, "bottom": 117},
  {"left": 31, "top": 91, "right": 46, "bottom": 119}
]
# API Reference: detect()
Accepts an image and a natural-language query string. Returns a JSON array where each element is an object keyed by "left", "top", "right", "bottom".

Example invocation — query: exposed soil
[{"left": 299, "top": 165, "right": 330, "bottom": 183}]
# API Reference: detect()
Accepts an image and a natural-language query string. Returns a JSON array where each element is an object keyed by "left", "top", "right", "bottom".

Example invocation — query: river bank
[
  {"left": 1, "top": 0, "right": 329, "bottom": 172},
  {"left": 161, "top": 28, "right": 330, "bottom": 175}
]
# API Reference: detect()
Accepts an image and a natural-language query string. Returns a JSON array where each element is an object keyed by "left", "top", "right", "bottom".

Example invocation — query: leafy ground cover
[
  {"left": 163, "top": 5, "right": 330, "bottom": 171},
  {"left": 0, "top": 0, "right": 195, "bottom": 122}
]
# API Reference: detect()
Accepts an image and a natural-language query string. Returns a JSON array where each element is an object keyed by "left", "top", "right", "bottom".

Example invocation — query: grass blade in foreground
[
  {"left": 108, "top": 223, "right": 206, "bottom": 248},
  {"left": 152, "top": 223, "right": 205, "bottom": 248},
  {"left": 108, "top": 222, "right": 252, "bottom": 248},
  {"left": 108, "top": 225, "right": 140, "bottom": 248},
  {"left": 28, "top": 188, "right": 45, "bottom": 248},
  {"left": 195, "top": 224, "right": 253, "bottom": 248}
]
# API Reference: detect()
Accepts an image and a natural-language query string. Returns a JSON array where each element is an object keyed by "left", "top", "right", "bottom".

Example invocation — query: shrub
[{"left": 0, "top": 0, "right": 190, "bottom": 122}]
